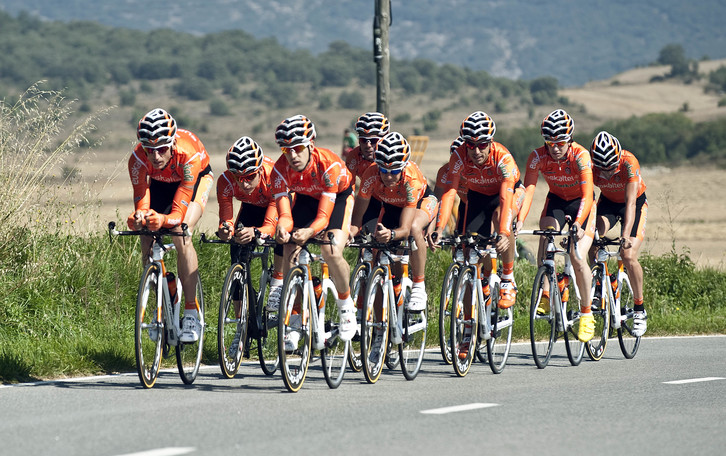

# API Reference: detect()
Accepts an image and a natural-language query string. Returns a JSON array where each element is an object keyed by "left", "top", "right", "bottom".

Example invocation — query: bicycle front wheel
[
  {"left": 399, "top": 280, "right": 427, "bottom": 381},
  {"left": 360, "top": 266, "right": 388, "bottom": 384},
  {"left": 347, "top": 262, "right": 369, "bottom": 373},
  {"left": 135, "top": 263, "right": 164, "bottom": 388},
  {"left": 218, "top": 263, "right": 248, "bottom": 379},
  {"left": 176, "top": 275, "right": 205, "bottom": 384},
  {"left": 586, "top": 266, "right": 610, "bottom": 361},
  {"left": 486, "top": 281, "right": 513, "bottom": 374},
  {"left": 530, "top": 266, "right": 555, "bottom": 369},
  {"left": 321, "top": 284, "right": 350, "bottom": 389},
  {"left": 562, "top": 280, "right": 585, "bottom": 366},
  {"left": 438, "top": 262, "right": 460, "bottom": 365},
  {"left": 617, "top": 274, "right": 641, "bottom": 359},
  {"left": 278, "top": 266, "right": 312, "bottom": 392},
  {"left": 451, "top": 266, "right": 477, "bottom": 377},
  {"left": 258, "top": 271, "right": 279, "bottom": 376}
]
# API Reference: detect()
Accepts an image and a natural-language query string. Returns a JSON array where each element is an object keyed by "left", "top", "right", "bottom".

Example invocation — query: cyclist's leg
[{"left": 408, "top": 204, "right": 434, "bottom": 311}]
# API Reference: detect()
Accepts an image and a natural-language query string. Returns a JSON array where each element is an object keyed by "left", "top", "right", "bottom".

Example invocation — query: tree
[{"left": 657, "top": 44, "right": 687, "bottom": 66}]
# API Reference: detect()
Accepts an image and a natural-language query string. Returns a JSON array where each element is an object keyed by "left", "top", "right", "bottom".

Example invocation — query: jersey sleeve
[
  {"left": 436, "top": 152, "right": 463, "bottom": 230},
  {"left": 216, "top": 172, "right": 236, "bottom": 229},
  {"left": 128, "top": 150, "right": 151, "bottom": 212},
  {"left": 518, "top": 150, "right": 541, "bottom": 225}
]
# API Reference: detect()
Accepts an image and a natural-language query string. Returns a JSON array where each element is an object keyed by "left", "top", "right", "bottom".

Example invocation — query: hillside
[{"left": 2, "top": 0, "right": 726, "bottom": 86}]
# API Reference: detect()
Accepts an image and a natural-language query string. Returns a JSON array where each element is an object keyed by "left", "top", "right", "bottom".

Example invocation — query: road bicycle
[
  {"left": 108, "top": 221, "right": 205, "bottom": 388},
  {"left": 520, "top": 223, "right": 585, "bottom": 368},
  {"left": 200, "top": 227, "right": 279, "bottom": 378},
  {"left": 277, "top": 234, "right": 350, "bottom": 392},
  {"left": 449, "top": 232, "right": 514, "bottom": 376},
  {"left": 436, "top": 235, "right": 464, "bottom": 366},
  {"left": 356, "top": 234, "right": 427, "bottom": 383},
  {"left": 586, "top": 232, "right": 641, "bottom": 360}
]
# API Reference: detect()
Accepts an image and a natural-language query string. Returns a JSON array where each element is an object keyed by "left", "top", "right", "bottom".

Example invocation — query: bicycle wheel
[
  {"left": 486, "top": 281, "right": 513, "bottom": 374},
  {"left": 135, "top": 263, "right": 164, "bottom": 388},
  {"left": 399, "top": 280, "right": 427, "bottom": 381},
  {"left": 360, "top": 266, "right": 388, "bottom": 384},
  {"left": 617, "top": 274, "right": 641, "bottom": 359},
  {"left": 562, "top": 279, "right": 585, "bottom": 366},
  {"left": 384, "top": 336, "right": 400, "bottom": 370},
  {"left": 278, "top": 266, "right": 312, "bottom": 392},
  {"left": 586, "top": 266, "right": 610, "bottom": 361},
  {"left": 451, "top": 267, "right": 478, "bottom": 377},
  {"left": 347, "top": 262, "right": 369, "bottom": 373},
  {"left": 530, "top": 266, "right": 555, "bottom": 369},
  {"left": 256, "top": 265, "right": 278, "bottom": 376},
  {"left": 321, "top": 284, "right": 350, "bottom": 389},
  {"left": 176, "top": 275, "right": 205, "bottom": 384},
  {"left": 218, "top": 263, "right": 248, "bottom": 379},
  {"left": 438, "top": 262, "right": 460, "bottom": 365}
]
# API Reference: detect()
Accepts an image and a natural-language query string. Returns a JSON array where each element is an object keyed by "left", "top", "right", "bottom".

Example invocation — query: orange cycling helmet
[
  {"left": 541, "top": 109, "right": 574, "bottom": 142},
  {"left": 227, "top": 136, "right": 264, "bottom": 176},
  {"left": 355, "top": 112, "right": 390, "bottom": 138},
  {"left": 450, "top": 136, "right": 465, "bottom": 154},
  {"left": 137, "top": 108, "right": 177, "bottom": 147},
  {"left": 375, "top": 132, "right": 411, "bottom": 169},
  {"left": 459, "top": 111, "right": 496, "bottom": 145},
  {"left": 275, "top": 115, "right": 316, "bottom": 147},
  {"left": 590, "top": 131, "right": 622, "bottom": 170}
]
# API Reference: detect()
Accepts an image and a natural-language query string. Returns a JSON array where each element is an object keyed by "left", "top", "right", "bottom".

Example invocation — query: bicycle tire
[
  {"left": 278, "top": 266, "right": 312, "bottom": 392},
  {"left": 451, "top": 266, "right": 478, "bottom": 377},
  {"left": 530, "top": 266, "right": 555, "bottom": 369},
  {"left": 617, "top": 273, "right": 641, "bottom": 359},
  {"left": 176, "top": 275, "right": 205, "bottom": 384},
  {"left": 486, "top": 281, "right": 513, "bottom": 374},
  {"left": 586, "top": 266, "right": 611, "bottom": 361},
  {"left": 384, "top": 337, "right": 400, "bottom": 370},
  {"left": 217, "top": 263, "right": 247, "bottom": 378},
  {"left": 320, "top": 282, "right": 350, "bottom": 389},
  {"left": 360, "top": 266, "right": 388, "bottom": 384},
  {"left": 135, "top": 263, "right": 164, "bottom": 388},
  {"left": 347, "top": 262, "right": 369, "bottom": 373},
  {"left": 562, "top": 279, "right": 585, "bottom": 366},
  {"left": 438, "top": 262, "right": 460, "bottom": 365},
  {"left": 399, "top": 280, "right": 427, "bottom": 381},
  {"left": 257, "top": 264, "right": 279, "bottom": 376}
]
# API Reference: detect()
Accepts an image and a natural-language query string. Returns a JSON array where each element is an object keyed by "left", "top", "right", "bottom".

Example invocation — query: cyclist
[
  {"left": 433, "top": 112, "right": 524, "bottom": 310},
  {"left": 518, "top": 109, "right": 596, "bottom": 343},
  {"left": 341, "top": 127, "right": 358, "bottom": 160},
  {"left": 271, "top": 115, "right": 357, "bottom": 348},
  {"left": 127, "top": 108, "right": 214, "bottom": 343},
  {"left": 346, "top": 111, "right": 390, "bottom": 231},
  {"left": 432, "top": 136, "right": 467, "bottom": 237},
  {"left": 589, "top": 131, "right": 648, "bottom": 336},
  {"left": 216, "top": 136, "right": 285, "bottom": 352},
  {"left": 350, "top": 131, "right": 438, "bottom": 312}
]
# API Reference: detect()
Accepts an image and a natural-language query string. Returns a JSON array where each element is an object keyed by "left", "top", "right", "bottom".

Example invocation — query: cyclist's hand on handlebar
[
  {"left": 375, "top": 223, "right": 391, "bottom": 243},
  {"left": 217, "top": 222, "right": 233, "bottom": 241},
  {"left": 292, "top": 227, "right": 314, "bottom": 245},
  {"left": 145, "top": 210, "right": 167, "bottom": 231},
  {"left": 621, "top": 237, "right": 633, "bottom": 250},
  {"left": 275, "top": 225, "right": 291, "bottom": 244},
  {"left": 573, "top": 222, "right": 585, "bottom": 241},
  {"left": 127, "top": 210, "right": 145, "bottom": 230},
  {"left": 428, "top": 228, "right": 443, "bottom": 250},
  {"left": 514, "top": 220, "right": 524, "bottom": 237},
  {"left": 235, "top": 227, "right": 255, "bottom": 244},
  {"left": 495, "top": 233, "right": 510, "bottom": 254}
]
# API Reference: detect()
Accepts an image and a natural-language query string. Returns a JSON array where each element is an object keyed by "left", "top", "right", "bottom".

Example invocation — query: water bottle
[
  {"left": 610, "top": 274, "right": 620, "bottom": 299},
  {"left": 167, "top": 272, "right": 181, "bottom": 324},
  {"left": 313, "top": 276, "right": 323, "bottom": 307},
  {"left": 557, "top": 272, "right": 570, "bottom": 302},
  {"left": 393, "top": 277, "right": 402, "bottom": 306}
]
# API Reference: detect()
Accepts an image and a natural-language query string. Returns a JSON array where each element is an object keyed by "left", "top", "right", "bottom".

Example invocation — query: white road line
[
  {"left": 421, "top": 403, "right": 499, "bottom": 415},
  {"left": 663, "top": 377, "right": 726, "bottom": 385},
  {"left": 115, "top": 447, "right": 196, "bottom": 456}
]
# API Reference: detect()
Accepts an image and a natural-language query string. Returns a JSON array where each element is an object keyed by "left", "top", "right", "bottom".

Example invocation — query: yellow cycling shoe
[
  {"left": 578, "top": 313, "right": 595, "bottom": 342},
  {"left": 536, "top": 295, "right": 550, "bottom": 315}
]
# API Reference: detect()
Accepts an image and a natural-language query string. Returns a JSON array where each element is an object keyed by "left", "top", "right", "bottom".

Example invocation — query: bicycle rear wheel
[
  {"left": 347, "top": 262, "right": 369, "bottom": 373},
  {"left": 586, "top": 267, "right": 610, "bottom": 361},
  {"left": 177, "top": 275, "right": 205, "bottom": 384},
  {"left": 399, "top": 280, "right": 427, "bottom": 381},
  {"left": 617, "top": 274, "right": 641, "bottom": 359},
  {"left": 361, "top": 267, "right": 388, "bottom": 384},
  {"left": 530, "top": 266, "right": 555, "bottom": 369},
  {"left": 562, "top": 280, "right": 585, "bottom": 366},
  {"left": 438, "top": 262, "right": 460, "bottom": 365},
  {"left": 218, "top": 263, "right": 248, "bottom": 379},
  {"left": 135, "top": 263, "right": 164, "bottom": 388},
  {"left": 321, "top": 286, "right": 350, "bottom": 389},
  {"left": 258, "top": 271, "right": 279, "bottom": 375},
  {"left": 451, "top": 267, "right": 477, "bottom": 377},
  {"left": 278, "top": 266, "right": 312, "bottom": 392},
  {"left": 486, "top": 281, "right": 513, "bottom": 374}
]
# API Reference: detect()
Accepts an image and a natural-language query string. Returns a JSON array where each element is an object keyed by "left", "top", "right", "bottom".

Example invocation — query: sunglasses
[
  {"left": 465, "top": 140, "right": 491, "bottom": 149},
  {"left": 142, "top": 145, "right": 171, "bottom": 155},
  {"left": 281, "top": 144, "right": 308, "bottom": 154},
  {"left": 359, "top": 137, "right": 381, "bottom": 146},
  {"left": 379, "top": 166, "right": 403, "bottom": 175},
  {"left": 545, "top": 140, "right": 569, "bottom": 147},
  {"left": 233, "top": 170, "right": 259, "bottom": 183}
]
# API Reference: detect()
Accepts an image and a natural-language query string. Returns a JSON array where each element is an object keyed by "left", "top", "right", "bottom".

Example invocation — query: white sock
[{"left": 271, "top": 277, "right": 283, "bottom": 288}]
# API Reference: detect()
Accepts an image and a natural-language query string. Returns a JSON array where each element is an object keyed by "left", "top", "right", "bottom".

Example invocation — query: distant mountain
[{"left": 1, "top": 0, "right": 725, "bottom": 86}]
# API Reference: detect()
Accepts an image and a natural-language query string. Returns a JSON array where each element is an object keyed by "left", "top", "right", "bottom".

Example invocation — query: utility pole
[{"left": 373, "top": 0, "right": 390, "bottom": 116}]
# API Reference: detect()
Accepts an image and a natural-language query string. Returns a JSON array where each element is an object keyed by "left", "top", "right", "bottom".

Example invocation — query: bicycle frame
[{"left": 593, "top": 235, "right": 625, "bottom": 330}]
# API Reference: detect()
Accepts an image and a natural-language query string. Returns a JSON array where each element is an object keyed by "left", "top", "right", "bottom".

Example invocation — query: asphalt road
[{"left": 1, "top": 336, "right": 724, "bottom": 456}]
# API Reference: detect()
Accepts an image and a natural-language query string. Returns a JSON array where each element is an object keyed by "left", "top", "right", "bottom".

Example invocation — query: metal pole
[{"left": 373, "top": 0, "right": 390, "bottom": 116}]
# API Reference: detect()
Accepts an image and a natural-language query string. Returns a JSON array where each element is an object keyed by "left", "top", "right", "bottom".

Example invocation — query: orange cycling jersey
[
  {"left": 272, "top": 146, "right": 352, "bottom": 234},
  {"left": 217, "top": 156, "right": 278, "bottom": 236},
  {"left": 358, "top": 161, "right": 428, "bottom": 208},
  {"left": 592, "top": 150, "right": 647, "bottom": 203},
  {"left": 437, "top": 141, "right": 520, "bottom": 235},
  {"left": 435, "top": 163, "right": 468, "bottom": 202},
  {"left": 128, "top": 128, "right": 210, "bottom": 228},
  {"left": 345, "top": 145, "right": 375, "bottom": 181},
  {"left": 521, "top": 142, "right": 594, "bottom": 226}
]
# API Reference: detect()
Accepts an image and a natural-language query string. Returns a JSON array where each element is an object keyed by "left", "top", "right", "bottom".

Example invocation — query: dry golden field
[{"left": 59, "top": 60, "right": 726, "bottom": 269}]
